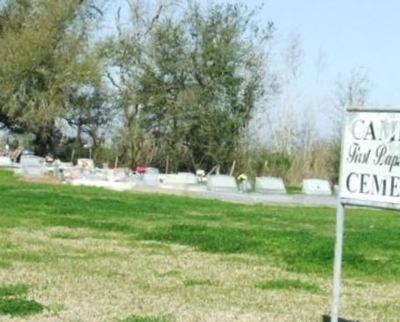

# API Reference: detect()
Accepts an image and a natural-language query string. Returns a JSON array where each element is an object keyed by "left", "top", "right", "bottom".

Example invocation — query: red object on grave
[{"left": 134, "top": 165, "right": 147, "bottom": 174}]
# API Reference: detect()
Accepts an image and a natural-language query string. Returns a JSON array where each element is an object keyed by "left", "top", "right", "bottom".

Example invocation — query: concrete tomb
[
  {"left": 207, "top": 175, "right": 237, "bottom": 192},
  {"left": 142, "top": 173, "right": 160, "bottom": 186},
  {"left": 71, "top": 179, "right": 133, "bottom": 192},
  {"left": 333, "top": 184, "right": 339, "bottom": 195},
  {"left": 255, "top": 177, "right": 286, "bottom": 194},
  {"left": 59, "top": 162, "right": 73, "bottom": 169},
  {"left": 302, "top": 179, "right": 332, "bottom": 195},
  {"left": 0, "top": 156, "right": 12, "bottom": 167},
  {"left": 105, "top": 168, "right": 128, "bottom": 182},
  {"left": 20, "top": 155, "right": 44, "bottom": 178},
  {"left": 77, "top": 158, "right": 95, "bottom": 170},
  {"left": 161, "top": 172, "right": 197, "bottom": 187},
  {"left": 13, "top": 164, "right": 23, "bottom": 176},
  {"left": 238, "top": 180, "right": 253, "bottom": 193}
]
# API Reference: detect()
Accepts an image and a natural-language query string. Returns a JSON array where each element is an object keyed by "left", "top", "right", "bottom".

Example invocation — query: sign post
[
  {"left": 331, "top": 107, "right": 400, "bottom": 321},
  {"left": 331, "top": 201, "right": 344, "bottom": 322}
]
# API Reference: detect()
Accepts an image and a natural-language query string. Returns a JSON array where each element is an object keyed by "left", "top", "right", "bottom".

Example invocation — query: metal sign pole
[
  {"left": 331, "top": 201, "right": 345, "bottom": 322},
  {"left": 330, "top": 107, "right": 400, "bottom": 321}
]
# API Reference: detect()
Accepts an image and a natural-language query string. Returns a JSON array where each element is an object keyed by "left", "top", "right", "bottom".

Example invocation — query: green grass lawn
[
  {"left": 0, "top": 170, "right": 399, "bottom": 321},
  {"left": 286, "top": 186, "right": 302, "bottom": 195}
]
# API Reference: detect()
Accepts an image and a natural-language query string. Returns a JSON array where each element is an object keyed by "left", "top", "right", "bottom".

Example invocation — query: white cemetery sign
[
  {"left": 331, "top": 107, "right": 400, "bottom": 322},
  {"left": 340, "top": 111, "right": 400, "bottom": 206}
]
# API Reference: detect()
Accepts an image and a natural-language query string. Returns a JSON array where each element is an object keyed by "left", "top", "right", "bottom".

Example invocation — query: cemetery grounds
[{"left": 0, "top": 171, "right": 399, "bottom": 321}]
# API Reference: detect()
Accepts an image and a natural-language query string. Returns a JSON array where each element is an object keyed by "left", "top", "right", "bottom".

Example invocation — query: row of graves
[{"left": 0, "top": 153, "right": 337, "bottom": 206}]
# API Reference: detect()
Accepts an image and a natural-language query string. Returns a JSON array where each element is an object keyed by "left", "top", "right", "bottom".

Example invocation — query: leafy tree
[
  {"left": 105, "top": 1, "right": 275, "bottom": 172},
  {"left": 66, "top": 81, "right": 115, "bottom": 148},
  {"left": 0, "top": 0, "right": 102, "bottom": 155}
]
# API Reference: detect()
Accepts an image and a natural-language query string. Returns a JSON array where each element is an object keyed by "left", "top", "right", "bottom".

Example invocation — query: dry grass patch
[{"left": 0, "top": 226, "right": 398, "bottom": 321}]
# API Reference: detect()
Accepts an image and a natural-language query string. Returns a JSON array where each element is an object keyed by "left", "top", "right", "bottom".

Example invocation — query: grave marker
[
  {"left": 302, "top": 179, "right": 332, "bottom": 195},
  {"left": 255, "top": 177, "right": 286, "bottom": 194},
  {"left": 77, "top": 158, "right": 94, "bottom": 170},
  {"left": 0, "top": 156, "right": 12, "bottom": 167},
  {"left": 142, "top": 173, "right": 160, "bottom": 186},
  {"left": 207, "top": 175, "right": 237, "bottom": 192},
  {"left": 20, "top": 155, "right": 44, "bottom": 178}
]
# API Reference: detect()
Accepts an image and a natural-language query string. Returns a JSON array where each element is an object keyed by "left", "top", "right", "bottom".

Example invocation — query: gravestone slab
[
  {"left": 255, "top": 177, "right": 286, "bottom": 194},
  {"left": 302, "top": 179, "right": 332, "bottom": 195},
  {"left": 178, "top": 172, "right": 197, "bottom": 183},
  {"left": 13, "top": 164, "right": 23, "bottom": 176},
  {"left": 161, "top": 173, "right": 197, "bottom": 186},
  {"left": 146, "top": 167, "right": 159, "bottom": 174},
  {"left": 238, "top": 180, "right": 253, "bottom": 193},
  {"left": 0, "top": 156, "right": 12, "bottom": 167},
  {"left": 333, "top": 184, "right": 340, "bottom": 195},
  {"left": 20, "top": 155, "right": 43, "bottom": 167},
  {"left": 184, "top": 184, "right": 208, "bottom": 192},
  {"left": 71, "top": 179, "right": 133, "bottom": 192},
  {"left": 77, "top": 158, "right": 94, "bottom": 170},
  {"left": 59, "top": 162, "right": 73, "bottom": 170},
  {"left": 20, "top": 155, "right": 44, "bottom": 178},
  {"left": 105, "top": 168, "right": 128, "bottom": 182},
  {"left": 207, "top": 175, "right": 237, "bottom": 192},
  {"left": 142, "top": 173, "right": 160, "bottom": 186}
]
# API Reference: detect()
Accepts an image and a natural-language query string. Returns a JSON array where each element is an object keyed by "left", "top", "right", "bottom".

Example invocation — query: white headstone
[
  {"left": 161, "top": 173, "right": 197, "bottom": 186},
  {"left": 178, "top": 172, "right": 197, "bottom": 181},
  {"left": 13, "top": 164, "right": 23, "bottom": 176},
  {"left": 146, "top": 167, "right": 159, "bottom": 174},
  {"left": 0, "top": 156, "right": 12, "bottom": 167},
  {"left": 20, "top": 155, "right": 43, "bottom": 167},
  {"left": 142, "top": 173, "right": 160, "bottom": 186},
  {"left": 302, "top": 179, "right": 332, "bottom": 195},
  {"left": 77, "top": 158, "right": 94, "bottom": 170},
  {"left": 106, "top": 168, "right": 128, "bottom": 182},
  {"left": 20, "top": 155, "right": 44, "bottom": 178},
  {"left": 207, "top": 175, "right": 237, "bottom": 192},
  {"left": 334, "top": 184, "right": 340, "bottom": 195},
  {"left": 255, "top": 177, "right": 286, "bottom": 194},
  {"left": 71, "top": 179, "right": 133, "bottom": 192},
  {"left": 59, "top": 162, "right": 73, "bottom": 170}
]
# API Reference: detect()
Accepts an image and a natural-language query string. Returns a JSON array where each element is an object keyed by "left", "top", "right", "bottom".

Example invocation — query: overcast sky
[{"left": 99, "top": 0, "right": 400, "bottom": 138}]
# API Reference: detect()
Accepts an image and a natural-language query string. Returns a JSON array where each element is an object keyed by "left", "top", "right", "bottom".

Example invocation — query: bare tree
[
  {"left": 324, "top": 68, "right": 371, "bottom": 183},
  {"left": 284, "top": 33, "right": 304, "bottom": 83},
  {"left": 331, "top": 68, "right": 371, "bottom": 139},
  {"left": 268, "top": 32, "right": 304, "bottom": 155}
]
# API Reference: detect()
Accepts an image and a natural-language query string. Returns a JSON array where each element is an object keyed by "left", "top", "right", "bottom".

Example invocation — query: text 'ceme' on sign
[{"left": 340, "top": 109, "right": 400, "bottom": 206}]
